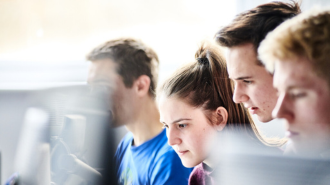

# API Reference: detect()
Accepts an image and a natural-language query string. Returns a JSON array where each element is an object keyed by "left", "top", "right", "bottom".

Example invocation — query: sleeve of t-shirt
[{"left": 150, "top": 149, "right": 192, "bottom": 185}]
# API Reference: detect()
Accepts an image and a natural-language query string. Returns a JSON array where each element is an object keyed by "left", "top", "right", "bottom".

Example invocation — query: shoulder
[
  {"left": 115, "top": 132, "right": 133, "bottom": 156},
  {"left": 118, "top": 132, "right": 133, "bottom": 147},
  {"left": 189, "top": 163, "right": 205, "bottom": 185}
]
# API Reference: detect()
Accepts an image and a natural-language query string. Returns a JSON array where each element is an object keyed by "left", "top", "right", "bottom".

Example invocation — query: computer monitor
[{"left": 1, "top": 85, "right": 117, "bottom": 185}]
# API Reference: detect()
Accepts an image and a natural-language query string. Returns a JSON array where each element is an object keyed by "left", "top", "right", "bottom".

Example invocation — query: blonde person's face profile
[
  {"left": 158, "top": 95, "right": 218, "bottom": 168},
  {"left": 226, "top": 43, "right": 277, "bottom": 123},
  {"left": 273, "top": 56, "right": 330, "bottom": 154}
]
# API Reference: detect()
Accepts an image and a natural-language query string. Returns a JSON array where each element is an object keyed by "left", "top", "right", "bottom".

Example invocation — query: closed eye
[
  {"left": 289, "top": 92, "right": 306, "bottom": 99},
  {"left": 243, "top": 80, "right": 253, "bottom": 84}
]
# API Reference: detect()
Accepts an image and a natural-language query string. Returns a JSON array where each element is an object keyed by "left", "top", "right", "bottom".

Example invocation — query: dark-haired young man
[
  {"left": 215, "top": 1, "right": 301, "bottom": 123},
  {"left": 87, "top": 38, "right": 192, "bottom": 184}
]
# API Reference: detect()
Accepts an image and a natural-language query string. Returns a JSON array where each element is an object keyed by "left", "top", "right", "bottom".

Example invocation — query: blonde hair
[
  {"left": 158, "top": 43, "right": 286, "bottom": 147},
  {"left": 259, "top": 8, "right": 330, "bottom": 86}
]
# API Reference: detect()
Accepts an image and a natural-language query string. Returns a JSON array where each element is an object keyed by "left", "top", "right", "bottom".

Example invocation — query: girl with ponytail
[{"left": 157, "top": 43, "right": 285, "bottom": 185}]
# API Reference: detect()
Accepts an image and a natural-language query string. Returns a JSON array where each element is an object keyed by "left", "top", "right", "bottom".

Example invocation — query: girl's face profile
[{"left": 158, "top": 95, "right": 219, "bottom": 168}]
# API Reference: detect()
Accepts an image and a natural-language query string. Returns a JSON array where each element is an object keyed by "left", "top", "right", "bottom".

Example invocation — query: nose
[
  {"left": 232, "top": 83, "right": 249, "bottom": 103},
  {"left": 166, "top": 128, "right": 182, "bottom": 146},
  {"left": 272, "top": 94, "right": 294, "bottom": 123}
]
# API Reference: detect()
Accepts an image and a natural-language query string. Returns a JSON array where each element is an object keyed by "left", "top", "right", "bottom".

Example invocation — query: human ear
[
  {"left": 133, "top": 75, "right": 151, "bottom": 97},
  {"left": 214, "top": 107, "right": 228, "bottom": 131}
]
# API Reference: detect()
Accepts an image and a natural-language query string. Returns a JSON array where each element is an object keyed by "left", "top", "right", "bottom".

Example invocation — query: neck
[
  {"left": 125, "top": 97, "right": 163, "bottom": 146},
  {"left": 203, "top": 159, "right": 214, "bottom": 169}
]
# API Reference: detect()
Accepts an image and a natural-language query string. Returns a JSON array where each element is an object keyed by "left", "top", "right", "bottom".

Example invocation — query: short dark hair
[
  {"left": 215, "top": 1, "right": 301, "bottom": 56},
  {"left": 86, "top": 38, "right": 159, "bottom": 97}
]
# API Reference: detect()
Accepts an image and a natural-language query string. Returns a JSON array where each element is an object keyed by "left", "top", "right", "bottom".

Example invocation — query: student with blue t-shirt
[{"left": 87, "top": 38, "right": 192, "bottom": 185}]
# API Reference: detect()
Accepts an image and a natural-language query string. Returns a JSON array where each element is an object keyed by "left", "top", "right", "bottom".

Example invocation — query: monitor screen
[{"left": 0, "top": 85, "right": 117, "bottom": 185}]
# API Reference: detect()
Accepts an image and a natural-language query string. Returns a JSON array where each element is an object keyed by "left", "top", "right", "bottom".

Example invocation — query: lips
[
  {"left": 248, "top": 107, "right": 259, "bottom": 114},
  {"left": 177, "top": 150, "right": 188, "bottom": 156},
  {"left": 286, "top": 130, "right": 299, "bottom": 138}
]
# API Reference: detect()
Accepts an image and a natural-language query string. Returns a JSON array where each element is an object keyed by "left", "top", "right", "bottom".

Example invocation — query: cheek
[
  {"left": 317, "top": 98, "right": 330, "bottom": 122},
  {"left": 294, "top": 98, "right": 319, "bottom": 119},
  {"left": 112, "top": 95, "right": 122, "bottom": 110},
  {"left": 292, "top": 103, "right": 324, "bottom": 133},
  {"left": 112, "top": 93, "right": 131, "bottom": 116},
  {"left": 255, "top": 84, "right": 276, "bottom": 100},
  {"left": 111, "top": 90, "right": 123, "bottom": 103},
  {"left": 186, "top": 131, "right": 203, "bottom": 150},
  {"left": 246, "top": 85, "right": 266, "bottom": 103},
  {"left": 190, "top": 127, "right": 215, "bottom": 152}
]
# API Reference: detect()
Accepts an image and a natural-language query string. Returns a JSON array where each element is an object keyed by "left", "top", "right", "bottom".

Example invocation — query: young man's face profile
[
  {"left": 273, "top": 57, "right": 330, "bottom": 154},
  {"left": 87, "top": 58, "right": 136, "bottom": 127},
  {"left": 226, "top": 43, "right": 277, "bottom": 123}
]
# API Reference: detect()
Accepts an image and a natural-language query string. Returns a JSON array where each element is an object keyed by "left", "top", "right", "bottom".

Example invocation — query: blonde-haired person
[
  {"left": 259, "top": 9, "right": 330, "bottom": 157},
  {"left": 157, "top": 43, "right": 283, "bottom": 185}
]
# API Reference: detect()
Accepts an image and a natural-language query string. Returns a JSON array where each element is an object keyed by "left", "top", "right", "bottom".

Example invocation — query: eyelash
[
  {"left": 178, "top": 124, "right": 187, "bottom": 129},
  {"left": 289, "top": 92, "right": 306, "bottom": 99},
  {"left": 243, "top": 80, "right": 253, "bottom": 84},
  {"left": 162, "top": 123, "right": 188, "bottom": 129}
]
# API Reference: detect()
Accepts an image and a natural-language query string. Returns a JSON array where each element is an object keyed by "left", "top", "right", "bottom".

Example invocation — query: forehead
[
  {"left": 88, "top": 58, "right": 119, "bottom": 83},
  {"left": 273, "top": 57, "right": 326, "bottom": 90},
  {"left": 226, "top": 43, "right": 260, "bottom": 78},
  {"left": 159, "top": 95, "right": 197, "bottom": 120},
  {"left": 159, "top": 96, "right": 190, "bottom": 113}
]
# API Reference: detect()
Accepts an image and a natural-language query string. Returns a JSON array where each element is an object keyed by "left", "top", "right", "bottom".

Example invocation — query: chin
[
  {"left": 110, "top": 118, "right": 124, "bottom": 128},
  {"left": 182, "top": 160, "right": 199, "bottom": 168},
  {"left": 257, "top": 115, "right": 273, "bottom": 123},
  {"left": 110, "top": 122, "right": 121, "bottom": 128}
]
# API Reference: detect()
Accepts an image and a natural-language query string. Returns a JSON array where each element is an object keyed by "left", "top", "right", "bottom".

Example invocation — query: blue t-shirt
[{"left": 115, "top": 129, "right": 192, "bottom": 185}]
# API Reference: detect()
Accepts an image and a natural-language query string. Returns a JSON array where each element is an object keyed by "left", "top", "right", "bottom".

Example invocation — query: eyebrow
[
  {"left": 233, "top": 76, "right": 252, "bottom": 81},
  {"left": 274, "top": 84, "right": 303, "bottom": 93},
  {"left": 161, "top": 118, "right": 192, "bottom": 125},
  {"left": 286, "top": 85, "right": 304, "bottom": 91}
]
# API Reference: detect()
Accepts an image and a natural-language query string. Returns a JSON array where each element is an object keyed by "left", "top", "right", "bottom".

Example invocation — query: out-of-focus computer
[{"left": 1, "top": 85, "right": 118, "bottom": 185}]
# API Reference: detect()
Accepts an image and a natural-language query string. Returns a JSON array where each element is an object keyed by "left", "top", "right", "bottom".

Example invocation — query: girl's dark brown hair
[{"left": 158, "top": 43, "right": 285, "bottom": 147}]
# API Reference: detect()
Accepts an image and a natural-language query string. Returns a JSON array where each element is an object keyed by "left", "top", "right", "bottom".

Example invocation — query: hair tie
[{"left": 197, "top": 57, "right": 209, "bottom": 65}]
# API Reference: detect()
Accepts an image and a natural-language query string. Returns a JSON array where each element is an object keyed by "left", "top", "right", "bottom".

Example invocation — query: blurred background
[{"left": 1, "top": 0, "right": 330, "bottom": 184}]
